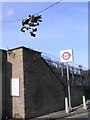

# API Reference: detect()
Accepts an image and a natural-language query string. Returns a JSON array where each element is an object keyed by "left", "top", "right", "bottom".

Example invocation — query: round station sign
[
  {"left": 60, "top": 49, "right": 73, "bottom": 62},
  {"left": 62, "top": 52, "right": 71, "bottom": 60}
]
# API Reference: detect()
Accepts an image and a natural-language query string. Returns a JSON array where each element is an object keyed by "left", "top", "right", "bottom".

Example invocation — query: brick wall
[
  {"left": 23, "top": 48, "right": 65, "bottom": 119},
  {"left": 0, "top": 50, "right": 7, "bottom": 119},
  {"left": 0, "top": 50, "right": 2, "bottom": 119},
  {"left": 1, "top": 46, "right": 85, "bottom": 119},
  {"left": 71, "top": 86, "right": 84, "bottom": 107},
  {"left": 7, "top": 48, "right": 25, "bottom": 118}
]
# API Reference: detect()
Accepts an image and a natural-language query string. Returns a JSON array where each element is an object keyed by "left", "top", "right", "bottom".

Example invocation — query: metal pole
[
  {"left": 79, "top": 65, "right": 83, "bottom": 85},
  {"left": 83, "top": 96, "right": 87, "bottom": 110},
  {"left": 61, "top": 64, "right": 64, "bottom": 77},
  {"left": 72, "top": 67, "right": 74, "bottom": 84},
  {"left": 66, "top": 62, "right": 72, "bottom": 110},
  {"left": 65, "top": 97, "right": 69, "bottom": 113}
]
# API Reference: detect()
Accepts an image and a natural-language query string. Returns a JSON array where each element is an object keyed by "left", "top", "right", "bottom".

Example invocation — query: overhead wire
[
  {"left": 1, "top": 0, "right": 87, "bottom": 70},
  {"left": 1, "top": 0, "right": 63, "bottom": 23},
  {"left": 34, "top": 0, "right": 63, "bottom": 15}
]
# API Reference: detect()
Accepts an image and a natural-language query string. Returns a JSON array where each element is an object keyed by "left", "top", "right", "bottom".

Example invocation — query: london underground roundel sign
[{"left": 60, "top": 49, "right": 74, "bottom": 62}]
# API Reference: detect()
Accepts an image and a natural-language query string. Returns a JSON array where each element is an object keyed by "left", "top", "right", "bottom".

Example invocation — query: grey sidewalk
[{"left": 31, "top": 104, "right": 90, "bottom": 120}]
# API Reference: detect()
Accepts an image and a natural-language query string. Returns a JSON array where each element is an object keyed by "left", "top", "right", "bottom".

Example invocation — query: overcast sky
[{"left": 1, "top": 2, "right": 88, "bottom": 68}]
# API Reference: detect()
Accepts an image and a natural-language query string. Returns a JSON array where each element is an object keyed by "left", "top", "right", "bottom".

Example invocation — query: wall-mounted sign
[
  {"left": 60, "top": 49, "right": 74, "bottom": 63},
  {"left": 11, "top": 78, "right": 20, "bottom": 96}
]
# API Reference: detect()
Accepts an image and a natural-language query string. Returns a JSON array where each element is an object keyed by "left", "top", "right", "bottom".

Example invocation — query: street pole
[
  {"left": 66, "top": 62, "right": 72, "bottom": 111},
  {"left": 60, "top": 49, "right": 73, "bottom": 112},
  {"left": 83, "top": 96, "right": 87, "bottom": 110},
  {"left": 61, "top": 64, "right": 64, "bottom": 77}
]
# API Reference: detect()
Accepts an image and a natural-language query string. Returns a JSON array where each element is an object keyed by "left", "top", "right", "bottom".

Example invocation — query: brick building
[{"left": 0, "top": 46, "right": 84, "bottom": 119}]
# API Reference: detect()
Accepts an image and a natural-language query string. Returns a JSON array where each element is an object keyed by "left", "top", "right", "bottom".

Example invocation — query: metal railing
[{"left": 41, "top": 54, "right": 89, "bottom": 86}]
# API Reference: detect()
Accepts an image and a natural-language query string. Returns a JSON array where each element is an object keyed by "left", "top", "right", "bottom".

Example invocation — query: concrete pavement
[
  {"left": 30, "top": 104, "right": 90, "bottom": 120},
  {"left": 5, "top": 103, "right": 90, "bottom": 119}
]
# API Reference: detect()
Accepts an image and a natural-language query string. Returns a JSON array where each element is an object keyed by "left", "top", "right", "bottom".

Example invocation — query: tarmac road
[{"left": 58, "top": 111, "right": 90, "bottom": 120}]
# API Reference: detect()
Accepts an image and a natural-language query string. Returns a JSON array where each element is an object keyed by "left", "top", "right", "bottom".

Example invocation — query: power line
[
  {"left": 1, "top": 19, "right": 23, "bottom": 23},
  {"left": 34, "top": 0, "right": 63, "bottom": 15},
  {"left": 1, "top": 0, "right": 63, "bottom": 23}
]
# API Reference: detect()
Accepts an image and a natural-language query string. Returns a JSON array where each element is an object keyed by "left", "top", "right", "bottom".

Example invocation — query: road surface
[{"left": 59, "top": 111, "right": 90, "bottom": 120}]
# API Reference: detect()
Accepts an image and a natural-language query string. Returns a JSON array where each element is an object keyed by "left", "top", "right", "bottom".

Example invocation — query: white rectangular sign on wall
[
  {"left": 60, "top": 49, "right": 74, "bottom": 63},
  {"left": 11, "top": 78, "right": 20, "bottom": 96}
]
